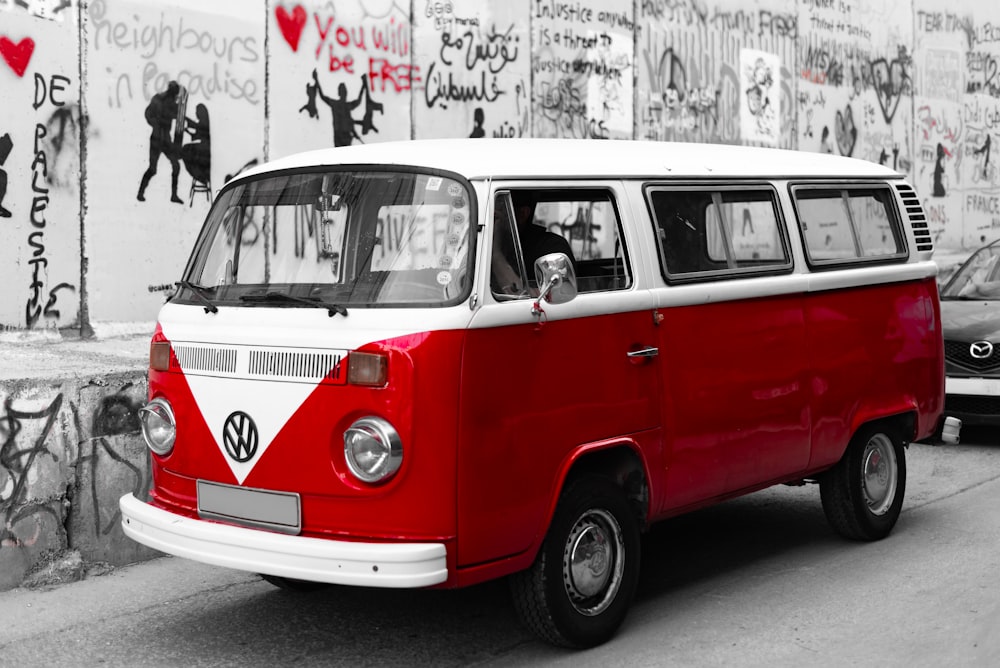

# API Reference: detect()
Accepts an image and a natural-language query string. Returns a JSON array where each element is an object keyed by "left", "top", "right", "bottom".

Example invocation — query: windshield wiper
[
  {"left": 175, "top": 281, "right": 219, "bottom": 314},
  {"left": 239, "top": 292, "right": 348, "bottom": 317}
]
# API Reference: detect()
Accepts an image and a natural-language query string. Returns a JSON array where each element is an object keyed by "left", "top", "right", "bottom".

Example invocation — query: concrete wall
[
  {"left": 1, "top": 0, "right": 998, "bottom": 332},
  {"left": 0, "top": 369, "right": 155, "bottom": 590}
]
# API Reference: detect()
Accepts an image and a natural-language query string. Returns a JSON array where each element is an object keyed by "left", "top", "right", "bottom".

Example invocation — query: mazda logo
[
  {"left": 970, "top": 341, "right": 994, "bottom": 359},
  {"left": 222, "top": 411, "right": 259, "bottom": 462}
]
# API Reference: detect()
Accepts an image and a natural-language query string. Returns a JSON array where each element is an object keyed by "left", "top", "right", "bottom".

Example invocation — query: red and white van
[{"left": 121, "top": 138, "right": 948, "bottom": 648}]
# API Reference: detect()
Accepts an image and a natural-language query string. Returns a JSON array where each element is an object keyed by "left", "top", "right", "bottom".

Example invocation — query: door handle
[{"left": 626, "top": 347, "right": 659, "bottom": 359}]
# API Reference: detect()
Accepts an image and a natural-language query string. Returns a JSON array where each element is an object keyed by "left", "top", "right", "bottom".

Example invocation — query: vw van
[{"left": 121, "top": 138, "right": 947, "bottom": 648}]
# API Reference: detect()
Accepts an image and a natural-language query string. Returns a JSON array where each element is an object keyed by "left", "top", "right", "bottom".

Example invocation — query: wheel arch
[
  {"left": 849, "top": 409, "right": 917, "bottom": 447},
  {"left": 546, "top": 440, "right": 651, "bottom": 537}
]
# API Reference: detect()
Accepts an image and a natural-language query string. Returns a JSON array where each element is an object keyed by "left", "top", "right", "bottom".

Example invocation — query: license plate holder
[{"left": 197, "top": 480, "right": 301, "bottom": 535}]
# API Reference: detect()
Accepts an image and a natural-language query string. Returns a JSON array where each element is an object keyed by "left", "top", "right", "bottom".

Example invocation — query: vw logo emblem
[
  {"left": 970, "top": 341, "right": 994, "bottom": 359},
  {"left": 222, "top": 411, "right": 259, "bottom": 463}
]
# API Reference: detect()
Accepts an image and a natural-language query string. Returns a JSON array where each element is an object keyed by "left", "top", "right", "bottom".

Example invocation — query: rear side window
[
  {"left": 646, "top": 185, "right": 790, "bottom": 281},
  {"left": 793, "top": 185, "right": 905, "bottom": 266}
]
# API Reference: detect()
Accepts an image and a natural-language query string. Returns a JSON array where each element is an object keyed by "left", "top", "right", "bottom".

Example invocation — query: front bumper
[{"left": 120, "top": 493, "right": 448, "bottom": 588}]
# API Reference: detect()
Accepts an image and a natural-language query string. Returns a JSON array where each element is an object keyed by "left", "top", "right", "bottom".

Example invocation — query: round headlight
[
  {"left": 139, "top": 398, "right": 176, "bottom": 456},
  {"left": 344, "top": 417, "right": 402, "bottom": 483}
]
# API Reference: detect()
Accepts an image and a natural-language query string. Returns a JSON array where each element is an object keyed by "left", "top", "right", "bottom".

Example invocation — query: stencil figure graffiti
[
  {"left": 305, "top": 70, "right": 384, "bottom": 147},
  {"left": 181, "top": 103, "right": 211, "bottom": 205},
  {"left": 298, "top": 74, "right": 320, "bottom": 118},
  {"left": 469, "top": 107, "right": 485, "bottom": 137},
  {"left": 137, "top": 81, "right": 185, "bottom": 204},
  {"left": 0, "top": 133, "right": 11, "bottom": 218},
  {"left": 933, "top": 143, "right": 949, "bottom": 197},
  {"left": 973, "top": 136, "right": 992, "bottom": 180}
]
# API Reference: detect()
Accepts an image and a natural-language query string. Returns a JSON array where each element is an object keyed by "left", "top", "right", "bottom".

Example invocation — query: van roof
[{"left": 239, "top": 138, "right": 901, "bottom": 183}]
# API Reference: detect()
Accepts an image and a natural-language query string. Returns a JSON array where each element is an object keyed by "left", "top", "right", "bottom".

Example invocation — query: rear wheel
[
  {"left": 820, "top": 424, "right": 906, "bottom": 541},
  {"left": 509, "top": 475, "right": 641, "bottom": 648}
]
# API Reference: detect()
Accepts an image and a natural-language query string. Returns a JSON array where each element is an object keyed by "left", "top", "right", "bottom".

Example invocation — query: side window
[
  {"left": 490, "top": 194, "right": 525, "bottom": 298},
  {"left": 489, "top": 189, "right": 632, "bottom": 299},
  {"left": 794, "top": 185, "right": 905, "bottom": 265},
  {"left": 647, "top": 186, "right": 790, "bottom": 280}
]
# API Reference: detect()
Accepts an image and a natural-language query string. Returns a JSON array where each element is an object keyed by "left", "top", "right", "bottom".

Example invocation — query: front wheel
[
  {"left": 820, "top": 424, "right": 906, "bottom": 541},
  {"left": 509, "top": 475, "right": 641, "bottom": 648}
]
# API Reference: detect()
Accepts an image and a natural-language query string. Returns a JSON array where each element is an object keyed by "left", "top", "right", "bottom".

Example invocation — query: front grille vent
[
  {"left": 173, "top": 345, "right": 238, "bottom": 374},
  {"left": 895, "top": 183, "right": 933, "bottom": 253},
  {"left": 247, "top": 349, "right": 342, "bottom": 381}
]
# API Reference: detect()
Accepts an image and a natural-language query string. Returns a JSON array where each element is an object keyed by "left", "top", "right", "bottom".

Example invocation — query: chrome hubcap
[
  {"left": 562, "top": 508, "right": 625, "bottom": 616},
  {"left": 861, "top": 433, "right": 897, "bottom": 516}
]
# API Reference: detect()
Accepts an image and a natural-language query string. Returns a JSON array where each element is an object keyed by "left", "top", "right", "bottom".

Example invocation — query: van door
[
  {"left": 456, "top": 184, "right": 660, "bottom": 568},
  {"left": 645, "top": 184, "right": 811, "bottom": 510}
]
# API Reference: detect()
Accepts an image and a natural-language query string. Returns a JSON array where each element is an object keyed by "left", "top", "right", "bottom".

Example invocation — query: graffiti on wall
[
  {"left": 914, "top": 5, "right": 1000, "bottom": 247},
  {"left": 0, "top": 389, "right": 148, "bottom": 556},
  {"left": 532, "top": 0, "right": 634, "bottom": 139},
  {"left": 275, "top": 1, "right": 411, "bottom": 149},
  {"left": 76, "top": 392, "right": 148, "bottom": 540},
  {"left": 6, "top": 0, "right": 1000, "bottom": 332},
  {"left": 795, "top": 0, "right": 914, "bottom": 197},
  {"left": 413, "top": 0, "right": 529, "bottom": 139},
  {"left": 741, "top": 48, "right": 781, "bottom": 145},
  {"left": 0, "top": 0, "right": 72, "bottom": 22},
  {"left": 88, "top": 1, "right": 253, "bottom": 206},
  {"left": 0, "top": 34, "right": 34, "bottom": 77},
  {"left": 637, "top": 0, "right": 797, "bottom": 146},
  {"left": 0, "top": 393, "right": 62, "bottom": 550},
  {"left": 136, "top": 81, "right": 213, "bottom": 204},
  {"left": 26, "top": 72, "right": 77, "bottom": 328},
  {"left": 0, "top": 132, "right": 11, "bottom": 217}
]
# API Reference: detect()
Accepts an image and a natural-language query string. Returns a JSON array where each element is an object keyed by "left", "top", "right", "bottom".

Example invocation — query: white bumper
[
  {"left": 120, "top": 494, "right": 448, "bottom": 588},
  {"left": 946, "top": 376, "right": 1000, "bottom": 396}
]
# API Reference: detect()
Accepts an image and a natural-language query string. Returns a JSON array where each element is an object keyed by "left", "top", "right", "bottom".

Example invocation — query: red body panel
[
  {"left": 456, "top": 310, "right": 660, "bottom": 568},
  {"left": 148, "top": 331, "right": 465, "bottom": 544}
]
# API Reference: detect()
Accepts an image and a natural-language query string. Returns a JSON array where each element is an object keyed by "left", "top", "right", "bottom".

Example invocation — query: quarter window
[{"left": 794, "top": 186, "right": 905, "bottom": 265}]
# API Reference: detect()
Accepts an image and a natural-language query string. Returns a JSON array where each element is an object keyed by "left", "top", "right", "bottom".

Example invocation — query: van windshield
[{"left": 178, "top": 169, "right": 474, "bottom": 309}]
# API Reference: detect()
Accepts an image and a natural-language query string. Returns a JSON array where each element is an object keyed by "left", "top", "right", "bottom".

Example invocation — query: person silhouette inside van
[
  {"left": 511, "top": 194, "right": 574, "bottom": 287},
  {"left": 491, "top": 194, "right": 575, "bottom": 297}
]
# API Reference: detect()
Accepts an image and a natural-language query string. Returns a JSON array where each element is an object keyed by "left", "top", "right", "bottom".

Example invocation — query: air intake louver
[
  {"left": 173, "top": 345, "right": 238, "bottom": 374},
  {"left": 895, "top": 183, "right": 933, "bottom": 253},
  {"left": 247, "top": 349, "right": 342, "bottom": 381}
]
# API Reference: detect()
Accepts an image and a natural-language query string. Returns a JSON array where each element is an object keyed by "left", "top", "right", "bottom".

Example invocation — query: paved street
[{"left": 1, "top": 433, "right": 999, "bottom": 667}]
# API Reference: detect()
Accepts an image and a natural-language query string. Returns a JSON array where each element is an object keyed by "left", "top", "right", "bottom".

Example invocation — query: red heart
[
  {"left": 275, "top": 5, "right": 307, "bottom": 52},
  {"left": 0, "top": 36, "right": 34, "bottom": 77}
]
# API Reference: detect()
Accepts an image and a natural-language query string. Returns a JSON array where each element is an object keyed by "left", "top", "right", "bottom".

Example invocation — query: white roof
[{"left": 239, "top": 138, "right": 900, "bottom": 183}]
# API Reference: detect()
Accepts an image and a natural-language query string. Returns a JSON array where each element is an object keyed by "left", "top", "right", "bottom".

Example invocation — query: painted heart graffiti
[
  {"left": 275, "top": 5, "right": 307, "bottom": 52},
  {"left": 0, "top": 36, "right": 35, "bottom": 78},
  {"left": 871, "top": 57, "right": 907, "bottom": 125}
]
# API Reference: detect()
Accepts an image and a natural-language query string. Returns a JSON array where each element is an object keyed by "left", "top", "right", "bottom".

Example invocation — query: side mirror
[{"left": 533, "top": 252, "right": 577, "bottom": 310}]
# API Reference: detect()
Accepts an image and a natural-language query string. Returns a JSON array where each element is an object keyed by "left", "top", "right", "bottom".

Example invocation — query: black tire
[
  {"left": 259, "top": 574, "right": 331, "bottom": 592},
  {"left": 509, "top": 475, "right": 641, "bottom": 648},
  {"left": 820, "top": 423, "right": 906, "bottom": 541}
]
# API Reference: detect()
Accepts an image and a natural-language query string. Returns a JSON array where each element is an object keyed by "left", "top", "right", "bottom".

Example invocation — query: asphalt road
[{"left": 2, "top": 432, "right": 999, "bottom": 667}]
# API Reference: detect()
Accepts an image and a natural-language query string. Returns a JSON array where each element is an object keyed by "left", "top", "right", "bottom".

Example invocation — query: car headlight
[
  {"left": 344, "top": 417, "right": 402, "bottom": 483},
  {"left": 139, "top": 398, "right": 176, "bottom": 456}
]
